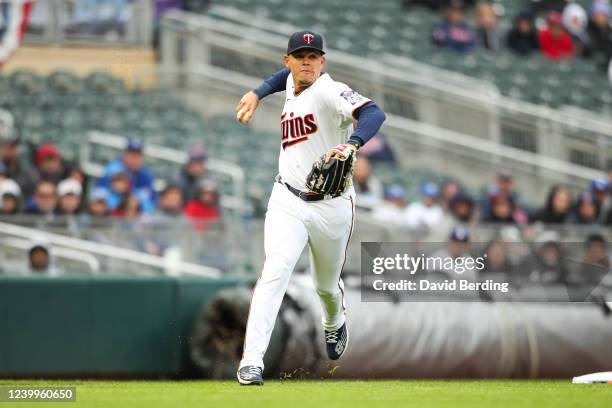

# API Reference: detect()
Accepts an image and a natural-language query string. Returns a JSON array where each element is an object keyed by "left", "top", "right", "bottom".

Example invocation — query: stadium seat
[{"left": 203, "top": 0, "right": 611, "bottom": 113}]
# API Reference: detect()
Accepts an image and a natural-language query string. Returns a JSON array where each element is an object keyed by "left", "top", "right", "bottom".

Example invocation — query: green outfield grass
[{"left": 1, "top": 379, "right": 611, "bottom": 408}]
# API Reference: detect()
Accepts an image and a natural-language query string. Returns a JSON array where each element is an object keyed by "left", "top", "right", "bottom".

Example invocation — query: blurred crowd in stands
[
  {"left": 1, "top": 124, "right": 612, "bottom": 233},
  {"left": 353, "top": 154, "right": 612, "bottom": 235},
  {"left": 423, "top": 0, "right": 612, "bottom": 72},
  {"left": 0, "top": 131, "right": 221, "bottom": 231},
  {"left": 155, "top": 0, "right": 612, "bottom": 76},
  {"left": 357, "top": 136, "right": 611, "bottom": 288},
  {"left": 405, "top": 225, "right": 611, "bottom": 289},
  {"left": 25, "top": 0, "right": 612, "bottom": 79},
  {"left": 2, "top": 125, "right": 611, "bottom": 280}
]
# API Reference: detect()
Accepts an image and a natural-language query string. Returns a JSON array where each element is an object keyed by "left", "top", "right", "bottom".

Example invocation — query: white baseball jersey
[{"left": 278, "top": 72, "right": 371, "bottom": 189}]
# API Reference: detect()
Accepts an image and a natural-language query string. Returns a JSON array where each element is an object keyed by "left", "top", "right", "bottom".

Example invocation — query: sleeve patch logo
[{"left": 340, "top": 90, "right": 365, "bottom": 105}]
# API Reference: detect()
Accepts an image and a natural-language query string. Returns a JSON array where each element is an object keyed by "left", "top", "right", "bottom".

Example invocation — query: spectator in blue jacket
[
  {"left": 96, "top": 138, "right": 156, "bottom": 213},
  {"left": 432, "top": 0, "right": 476, "bottom": 53},
  {"left": 98, "top": 164, "right": 131, "bottom": 211}
]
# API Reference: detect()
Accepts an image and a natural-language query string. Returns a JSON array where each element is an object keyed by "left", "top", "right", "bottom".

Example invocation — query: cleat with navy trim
[
  {"left": 325, "top": 322, "right": 349, "bottom": 360},
  {"left": 237, "top": 366, "right": 264, "bottom": 386}
]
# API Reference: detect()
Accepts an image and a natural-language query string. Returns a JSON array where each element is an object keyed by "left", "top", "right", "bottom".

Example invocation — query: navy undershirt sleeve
[
  {"left": 252, "top": 68, "right": 290, "bottom": 99},
  {"left": 348, "top": 102, "right": 386, "bottom": 148}
]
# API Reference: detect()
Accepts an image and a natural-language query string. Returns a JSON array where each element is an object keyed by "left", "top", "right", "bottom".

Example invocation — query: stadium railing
[
  {"left": 0, "top": 220, "right": 221, "bottom": 277},
  {"left": 160, "top": 6, "right": 612, "bottom": 171},
  {"left": 2, "top": 210, "right": 608, "bottom": 277},
  {"left": 1, "top": 235, "right": 101, "bottom": 273}
]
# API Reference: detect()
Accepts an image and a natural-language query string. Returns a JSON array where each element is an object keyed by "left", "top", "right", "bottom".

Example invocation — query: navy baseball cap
[
  {"left": 590, "top": 179, "right": 609, "bottom": 192},
  {"left": 450, "top": 191, "right": 473, "bottom": 205},
  {"left": 287, "top": 30, "right": 325, "bottom": 55},
  {"left": 126, "top": 137, "right": 144, "bottom": 152}
]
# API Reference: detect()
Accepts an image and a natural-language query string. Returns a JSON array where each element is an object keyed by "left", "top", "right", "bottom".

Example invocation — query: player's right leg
[
  {"left": 238, "top": 183, "right": 308, "bottom": 385},
  {"left": 307, "top": 195, "right": 355, "bottom": 361}
]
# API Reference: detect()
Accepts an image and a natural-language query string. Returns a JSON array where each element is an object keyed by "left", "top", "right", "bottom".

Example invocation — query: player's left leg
[{"left": 307, "top": 195, "right": 355, "bottom": 359}]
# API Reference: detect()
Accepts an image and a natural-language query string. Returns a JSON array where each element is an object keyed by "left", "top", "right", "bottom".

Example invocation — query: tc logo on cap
[{"left": 288, "top": 30, "right": 325, "bottom": 55}]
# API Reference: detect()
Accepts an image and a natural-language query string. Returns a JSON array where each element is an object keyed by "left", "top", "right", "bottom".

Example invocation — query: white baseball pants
[{"left": 239, "top": 182, "right": 355, "bottom": 370}]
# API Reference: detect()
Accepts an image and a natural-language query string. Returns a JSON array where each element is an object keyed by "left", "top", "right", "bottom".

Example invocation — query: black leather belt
[{"left": 275, "top": 175, "right": 331, "bottom": 202}]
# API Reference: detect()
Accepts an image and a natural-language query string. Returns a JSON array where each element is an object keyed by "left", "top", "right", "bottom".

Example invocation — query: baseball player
[{"left": 235, "top": 30, "right": 386, "bottom": 385}]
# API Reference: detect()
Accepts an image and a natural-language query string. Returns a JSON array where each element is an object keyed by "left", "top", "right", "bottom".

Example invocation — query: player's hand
[
  {"left": 235, "top": 91, "right": 260, "bottom": 125},
  {"left": 324, "top": 143, "right": 357, "bottom": 163}
]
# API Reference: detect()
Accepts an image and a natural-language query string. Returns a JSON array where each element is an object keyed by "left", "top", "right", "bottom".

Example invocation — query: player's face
[{"left": 284, "top": 50, "right": 325, "bottom": 90}]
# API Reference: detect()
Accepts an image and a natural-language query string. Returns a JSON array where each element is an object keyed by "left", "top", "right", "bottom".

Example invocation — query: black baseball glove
[{"left": 306, "top": 151, "right": 355, "bottom": 197}]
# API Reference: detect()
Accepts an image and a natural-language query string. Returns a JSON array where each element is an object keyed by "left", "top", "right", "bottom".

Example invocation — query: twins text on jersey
[{"left": 281, "top": 112, "right": 318, "bottom": 150}]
